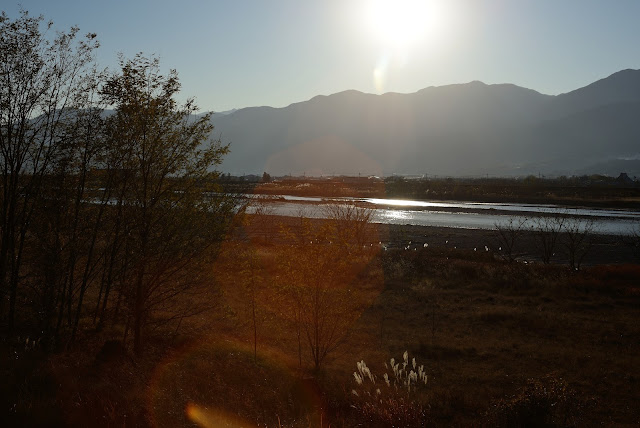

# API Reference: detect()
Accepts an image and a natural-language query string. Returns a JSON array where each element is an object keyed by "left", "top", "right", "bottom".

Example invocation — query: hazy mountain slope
[
  {"left": 497, "top": 102, "right": 640, "bottom": 175},
  {"left": 529, "top": 102, "right": 640, "bottom": 160},
  {"left": 211, "top": 69, "right": 640, "bottom": 176},
  {"left": 554, "top": 69, "right": 640, "bottom": 115}
]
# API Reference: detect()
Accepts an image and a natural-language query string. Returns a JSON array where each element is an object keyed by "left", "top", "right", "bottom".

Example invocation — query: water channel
[{"left": 247, "top": 195, "right": 640, "bottom": 236}]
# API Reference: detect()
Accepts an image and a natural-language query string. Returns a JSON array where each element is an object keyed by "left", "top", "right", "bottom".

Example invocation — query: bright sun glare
[
  {"left": 366, "top": 0, "right": 432, "bottom": 49},
  {"left": 363, "top": 0, "right": 447, "bottom": 92}
]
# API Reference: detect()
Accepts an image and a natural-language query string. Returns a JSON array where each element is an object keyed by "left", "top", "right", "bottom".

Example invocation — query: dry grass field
[{"left": 2, "top": 216, "right": 639, "bottom": 427}]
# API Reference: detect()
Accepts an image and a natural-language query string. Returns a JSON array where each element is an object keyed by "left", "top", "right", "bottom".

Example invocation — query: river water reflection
[{"left": 248, "top": 195, "right": 640, "bottom": 236}]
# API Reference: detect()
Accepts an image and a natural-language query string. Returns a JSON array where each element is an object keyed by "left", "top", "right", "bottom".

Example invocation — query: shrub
[
  {"left": 349, "top": 351, "right": 430, "bottom": 427},
  {"left": 487, "top": 375, "right": 591, "bottom": 427}
]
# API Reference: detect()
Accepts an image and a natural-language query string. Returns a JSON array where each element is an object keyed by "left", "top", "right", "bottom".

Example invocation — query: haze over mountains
[{"left": 211, "top": 69, "right": 640, "bottom": 177}]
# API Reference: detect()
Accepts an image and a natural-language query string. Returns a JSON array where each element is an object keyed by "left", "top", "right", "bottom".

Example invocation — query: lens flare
[
  {"left": 186, "top": 403, "right": 254, "bottom": 428},
  {"left": 373, "top": 55, "right": 389, "bottom": 92}
]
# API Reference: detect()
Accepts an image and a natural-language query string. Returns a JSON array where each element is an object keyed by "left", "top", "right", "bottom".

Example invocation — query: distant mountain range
[{"left": 211, "top": 69, "right": 640, "bottom": 177}]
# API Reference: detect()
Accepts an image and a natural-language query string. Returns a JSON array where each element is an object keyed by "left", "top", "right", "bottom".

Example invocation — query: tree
[
  {"left": 30, "top": 102, "right": 107, "bottom": 347},
  {"left": 493, "top": 216, "right": 528, "bottom": 263},
  {"left": 562, "top": 215, "right": 596, "bottom": 271},
  {"left": 280, "top": 203, "right": 373, "bottom": 371},
  {"left": 0, "top": 10, "right": 100, "bottom": 332},
  {"left": 531, "top": 214, "right": 565, "bottom": 264},
  {"left": 100, "top": 54, "right": 234, "bottom": 355},
  {"left": 622, "top": 220, "right": 640, "bottom": 263},
  {"left": 235, "top": 244, "right": 267, "bottom": 363},
  {"left": 321, "top": 203, "right": 374, "bottom": 251}
]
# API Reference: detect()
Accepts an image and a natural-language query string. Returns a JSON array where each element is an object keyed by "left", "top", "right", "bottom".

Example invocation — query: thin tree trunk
[
  {"left": 252, "top": 282, "right": 257, "bottom": 363},
  {"left": 133, "top": 264, "right": 146, "bottom": 356}
]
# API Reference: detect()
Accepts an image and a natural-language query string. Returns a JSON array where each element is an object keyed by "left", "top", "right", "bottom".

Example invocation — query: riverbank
[
  {"left": 239, "top": 214, "right": 638, "bottom": 266},
  {"left": 223, "top": 175, "right": 640, "bottom": 210}
]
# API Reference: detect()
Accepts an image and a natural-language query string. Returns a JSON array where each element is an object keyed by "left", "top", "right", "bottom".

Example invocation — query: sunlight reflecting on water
[
  {"left": 378, "top": 209, "right": 412, "bottom": 221},
  {"left": 244, "top": 195, "right": 640, "bottom": 236},
  {"left": 366, "top": 197, "right": 435, "bottom": 207}
]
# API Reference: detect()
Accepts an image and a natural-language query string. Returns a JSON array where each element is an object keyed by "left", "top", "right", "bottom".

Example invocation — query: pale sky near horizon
[{"left": 3, "top": 1, "right": 640, "bottom": 112}]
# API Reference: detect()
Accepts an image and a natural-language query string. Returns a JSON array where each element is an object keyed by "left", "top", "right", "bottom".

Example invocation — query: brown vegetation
[{"left": 3, "top": 213, "right": 639, "bottom": 426}]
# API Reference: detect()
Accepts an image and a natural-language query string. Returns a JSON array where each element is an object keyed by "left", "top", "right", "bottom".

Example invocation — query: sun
[
  {"left": 359, "top": 0, "right": 449, "bottom": 92},
  {"left": 366, "top": 0, "right": 433, "bottom": 49}
]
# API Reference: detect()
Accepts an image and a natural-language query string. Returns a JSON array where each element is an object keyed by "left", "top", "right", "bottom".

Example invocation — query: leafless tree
[
  {"left": 322, "top": 202, "right": 374, "bottom": 251},
  {"left": 280, "top": 202, "right": 373, "bottom": 371},
  {"left": 493, "top": 216, "right": 528, "bottom": 263},
  {"left": 531, "top": 214, "right": 566, "bottom": 264},
  {"left": 624, "top": 220, "right": 640, "bottom": 263},
  {"left": 561, "top": 215, "right": 597, "bottom": 271}
]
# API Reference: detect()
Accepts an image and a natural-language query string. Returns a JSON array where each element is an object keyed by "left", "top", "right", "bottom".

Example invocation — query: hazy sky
[{"left": 3, "top": 1, "right": 639, "bottom": 112}]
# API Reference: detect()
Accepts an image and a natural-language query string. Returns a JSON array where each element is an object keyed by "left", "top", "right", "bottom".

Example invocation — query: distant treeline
[
  {"left": 220, "top": 174, "right": 640, "bottom": 207},
  {"left": 383, "top": 174, "right": 640, "bottom": 207}
]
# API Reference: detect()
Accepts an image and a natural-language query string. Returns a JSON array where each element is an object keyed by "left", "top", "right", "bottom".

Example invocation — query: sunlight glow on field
[{"left": 186, "top": 403, "right": 254, "bottom": 428}]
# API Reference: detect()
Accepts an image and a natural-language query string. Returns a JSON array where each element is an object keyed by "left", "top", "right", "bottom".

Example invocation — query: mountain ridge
[{"left": 211, "top": 69, "right": 640, "bottom": 177}]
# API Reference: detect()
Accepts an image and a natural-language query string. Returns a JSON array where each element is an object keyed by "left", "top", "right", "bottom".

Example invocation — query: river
[{"left": 246, "top": 194, "right": 640, "bottom": 236}]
